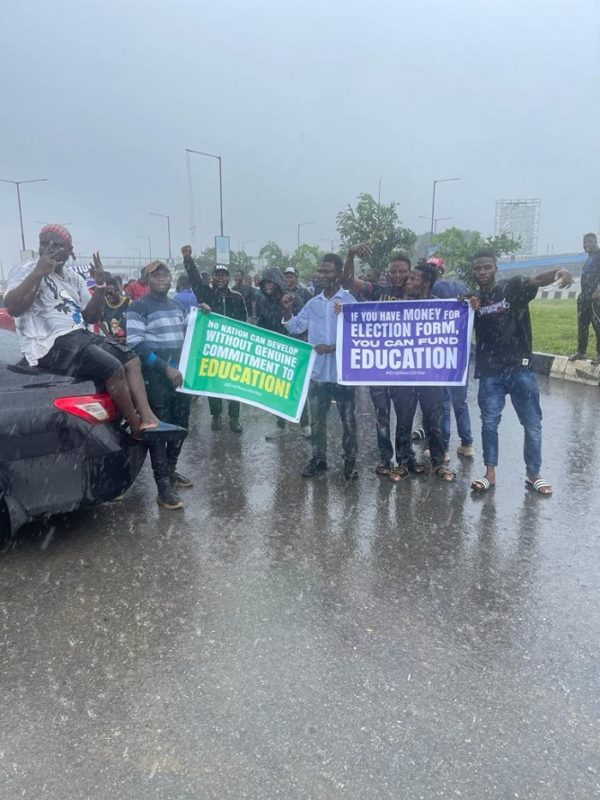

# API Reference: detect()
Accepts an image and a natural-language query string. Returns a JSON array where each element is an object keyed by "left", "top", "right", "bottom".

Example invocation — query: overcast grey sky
[{"left": 0, "top": 0, "right": 598, "bottom": 269}]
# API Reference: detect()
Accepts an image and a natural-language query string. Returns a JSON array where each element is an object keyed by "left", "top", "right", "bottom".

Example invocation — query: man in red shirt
[{"left": 125, "top": 267, "right": 150, "bottom": 301}]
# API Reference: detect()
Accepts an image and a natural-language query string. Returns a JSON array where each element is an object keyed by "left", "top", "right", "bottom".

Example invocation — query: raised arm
[
  {"left": 181, "top": 245, "right": 210, "bottom": 305},
  {"left": 4, "top": 248, "right": 61, "bottom": 317},
  {"left": 81, "top": 252, "right": 108, "bottom": 324},
  {"left": 342, "top": 242, "right": 372, "bottom": 294},
  {"left": 528, "top": 268, "right": 572, "bottom": 289}
]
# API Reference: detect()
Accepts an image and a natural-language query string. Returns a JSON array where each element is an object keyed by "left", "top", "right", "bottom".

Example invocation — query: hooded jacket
[{"left": 256, "top": 267, "right": 301, "bottom": 333}]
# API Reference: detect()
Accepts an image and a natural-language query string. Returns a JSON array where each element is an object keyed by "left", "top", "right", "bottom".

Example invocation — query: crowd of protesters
[{"left": 4, "top": 225, "right": 577, "bottom": 510}]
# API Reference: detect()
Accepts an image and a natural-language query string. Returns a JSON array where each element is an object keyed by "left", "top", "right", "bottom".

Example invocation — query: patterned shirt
[
  {"left": 6, "top": 260, "right": 91, "bottom": 365},
  {"left": 127, "top": 293, "right": 187, "bottom": 375}
]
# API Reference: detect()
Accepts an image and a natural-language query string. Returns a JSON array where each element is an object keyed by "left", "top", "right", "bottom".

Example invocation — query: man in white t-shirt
[{"left": 5, "top": 224, "right": 175, "bottom": 440}]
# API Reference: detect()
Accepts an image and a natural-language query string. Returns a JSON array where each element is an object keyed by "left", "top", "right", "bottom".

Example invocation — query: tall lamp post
[
  {"left": 0, "top": 177, "right": 48, "bottom": 250},
  {"left": 297, "top": 222, "right": 314, "bottom": 249},
  {"left": 138, "top": 235, "right": 152, "bottom": 261},
  {"left": 430, "top": 178, "right": 460, "bottom": 241},
  {"left": 185, "top": 148, "right": 224, "bottom": 253},
  {"left": 149, "top": 212, "right": 172, "bottom": 263}
]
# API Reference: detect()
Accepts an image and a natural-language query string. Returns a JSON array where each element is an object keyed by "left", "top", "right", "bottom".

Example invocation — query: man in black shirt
[
  {"left": 470, "top": 250, "right": 572, "bottom": 495},
  {"left": 569, "top": 233, "right": 600, "bottom": 364},
  {"left": 283, "top": 267, "right": 312, "bottom": 307},
  {"left": 254, "top": 267, "right": 310, "bottom": 440},
  {"left": 342, "top": 245, "right": 413, "bottom": 474},
  {"left": 181, "top": 247, "right": 247, "bottom": 433}
]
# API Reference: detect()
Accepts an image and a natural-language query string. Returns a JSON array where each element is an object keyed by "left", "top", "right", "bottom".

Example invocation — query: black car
[{"left": 0, "top": 329, "right": 146, "bottom": 537}]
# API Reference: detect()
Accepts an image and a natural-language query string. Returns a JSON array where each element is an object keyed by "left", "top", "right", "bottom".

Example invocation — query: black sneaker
[
  {"left": 344, "top": 461, "right": 359, "bottom": 480},
  {"left": 171, "top": 472, "right": 193, "bottom": 489},
  {"left": 229, "top": 418, "right": 243, "bottom": 434},
  {"left": 301, "top": 458, "right": 328, "bottom": 477},
  {"left": 211, "top": 416, "right": 222, "bottom": 431},
  {"left": 156, "top": 477, "right": 184, "bottom": 510}
]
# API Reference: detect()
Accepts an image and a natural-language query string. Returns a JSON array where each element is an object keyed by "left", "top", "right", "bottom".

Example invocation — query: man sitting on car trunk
[{"left": 4, "top": 224, "right": 178, "bottom": 441}]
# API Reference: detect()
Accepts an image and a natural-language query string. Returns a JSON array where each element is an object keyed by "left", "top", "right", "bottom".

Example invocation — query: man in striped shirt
[{"left": 127, "top": 261, "right": 192, "bottom": 510}]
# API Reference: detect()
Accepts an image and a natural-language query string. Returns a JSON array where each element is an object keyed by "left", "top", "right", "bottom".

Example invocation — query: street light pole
[
  {"left": 138, "top": 236, "right": 152, "bottom": 261},
  {"left": 185, "top": 148, "right": 224, "bottom": 241},
  {"left": 0, "top": 178, "right": 48, "bottom": 250},
  {"left": 430, "top": 178, "right": 460, "bottom": 242},
  {"left": 297, "top": 222, "right": 314, "bottom": 249},
  {"left": 149, "top": 212, "right": 172, "bottom": 263}
]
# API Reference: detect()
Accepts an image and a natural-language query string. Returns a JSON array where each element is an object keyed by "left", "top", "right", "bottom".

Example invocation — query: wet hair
[
  {"left": 105, "top": 273, "right": 120, "bottom": 287},
  {"left": 390, "top": 253, "right": 411, "bottom": 268},
  {"left": 471, "top": 249, "right": 497, "bottom": 264},
  {"left": 322, "top": 253, "right": 343, "bottom": 273},
  {"left": 413, "top": 264, "right": 438, "bottom": 288},
  {"left": 583, "top": 232, "right": 597, "bottom": 240}
]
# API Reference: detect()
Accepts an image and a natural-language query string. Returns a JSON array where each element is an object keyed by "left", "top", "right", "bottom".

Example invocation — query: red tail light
[{"left": 53, "top": 394, "right": 120, "bottom": 425}]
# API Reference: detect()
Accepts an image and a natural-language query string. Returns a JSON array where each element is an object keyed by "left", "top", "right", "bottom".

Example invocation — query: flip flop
[
  {"left": 471, "top": 477, "right": 495, "bottom": 492},
  {"left": 432, "top": 465, "right": 456, "bottom": 482},
  {"left": 389, "top": 465, "right": 409, "bottom": 483},
  {"left": 128, "top": 421, "right": 187, "bottom": 443},
  {"left": 525, "top": 478, "right": 553, "bottom": 496}
]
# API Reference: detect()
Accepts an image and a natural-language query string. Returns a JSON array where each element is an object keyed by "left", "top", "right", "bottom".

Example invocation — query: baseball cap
[
  {"left": 213, "top": 264, "right": 230, "bottom": 274},
  {"left": 426, "top": 257, "right": 446, "bottom": 274},
  {"left": 145, "top": 260, "right": 170, "bottom": 275},
  {"left": 284, "top": 267, "right": 298, "bottom": 275}
]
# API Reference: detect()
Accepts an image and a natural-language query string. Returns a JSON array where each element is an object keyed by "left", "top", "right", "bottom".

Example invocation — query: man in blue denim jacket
[{"left": 470, "top": 250, "right": 572, "bottom": 495}]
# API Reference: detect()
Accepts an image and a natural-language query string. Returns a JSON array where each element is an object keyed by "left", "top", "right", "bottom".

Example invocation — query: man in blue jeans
[
  {"left": 429, "top": 259, "right": 475, "bottom": 459},
  {"left": 470, "top": 250, "right": 572, "bottom": 495}
]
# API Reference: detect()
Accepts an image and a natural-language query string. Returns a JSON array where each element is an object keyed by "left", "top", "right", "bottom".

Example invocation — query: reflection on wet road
[{"left": 2, "top": 377, "right": 600, "bottom": 799}]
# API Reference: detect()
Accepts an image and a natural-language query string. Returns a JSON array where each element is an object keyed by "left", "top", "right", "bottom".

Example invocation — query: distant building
[{"left": 495, "top": 199, "right": 541, "bottom": 256}]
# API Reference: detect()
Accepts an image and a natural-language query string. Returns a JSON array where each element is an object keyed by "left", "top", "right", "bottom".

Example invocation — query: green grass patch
[{"left": 530, "top": 298, "right": 577, "bottom": 355}]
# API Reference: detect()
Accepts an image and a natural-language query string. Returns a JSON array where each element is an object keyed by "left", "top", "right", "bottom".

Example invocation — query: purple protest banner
[{"left": 336, "top": 299, "right": 473, "bottom": 386}]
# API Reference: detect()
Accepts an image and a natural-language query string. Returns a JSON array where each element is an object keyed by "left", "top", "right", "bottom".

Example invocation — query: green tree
[
  {"left": 336, "top": 193, "right": 416, "bottom": 272},
  {"left": 290, "top": 244, "right": 323, "bottom": 281},
  {"left": 230, "top": 250, "right": 254, "bottom": 272},
  {"left": 258, "top": 241, "right": 291, "bottom": 271},
  {"left": 194, "top": 246, "right": 217, "bottom": 272},
  {"left": 431, "top": 227, "right": 521, "bottom": 287}
]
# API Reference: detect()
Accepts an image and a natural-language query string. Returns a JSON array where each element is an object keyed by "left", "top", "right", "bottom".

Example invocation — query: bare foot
[{"left": 139, "top": 415, "right": 160, "bottom": 431}]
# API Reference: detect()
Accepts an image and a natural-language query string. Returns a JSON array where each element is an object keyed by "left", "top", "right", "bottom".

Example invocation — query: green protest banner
[{"left": 178, "top": 308, "right": 315, "bottom": 422}]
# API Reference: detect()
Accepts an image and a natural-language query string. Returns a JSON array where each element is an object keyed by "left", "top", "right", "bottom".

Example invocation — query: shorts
[{"left": 38, "top": 329, "right": 137, "bottom": 382}]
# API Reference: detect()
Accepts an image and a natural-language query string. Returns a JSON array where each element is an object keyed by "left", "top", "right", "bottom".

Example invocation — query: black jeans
[
  {"left": 390, "top": 385, "right": 445, "bottom": 467},
  {"left": 577, "top": 292, "right": 600, "bottom": 355},
  {"left": 369, "top": 386, "right": 396, "bottom": 466},
  {"left": 309, "top": 381, "right": 357, "bottom": 463},
  {"left": 208, "top": 397, "right": 240, "bottom": 419},
  {"left": 145, "top": 371, "right": 191, "bottom": 483}
]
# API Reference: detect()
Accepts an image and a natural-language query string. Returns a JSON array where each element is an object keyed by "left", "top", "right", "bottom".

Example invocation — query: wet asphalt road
[{"left": 1, "top": 374, "right": 600, "bottom": 799}]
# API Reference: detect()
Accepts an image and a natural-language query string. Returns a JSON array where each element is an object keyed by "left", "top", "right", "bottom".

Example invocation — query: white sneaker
[
  {"left": 457, "top": 444, "right": 475, "bottom": 458},
  {"left": 301, "top": 425, "right": 312, "bottom": 439},
  {"left": 265, "top": 428, "right": 289, "bottom": 441}
]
